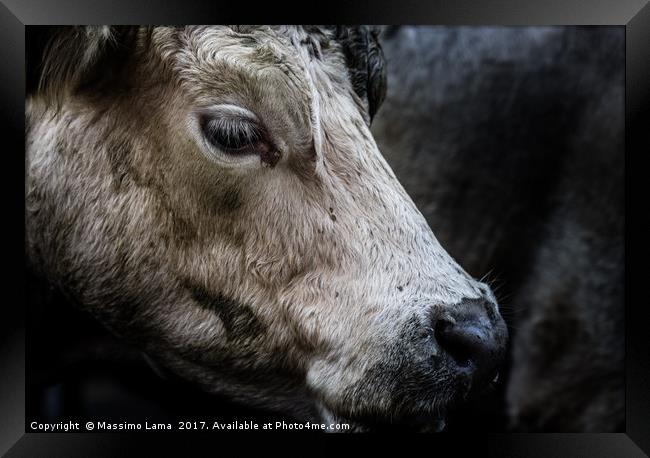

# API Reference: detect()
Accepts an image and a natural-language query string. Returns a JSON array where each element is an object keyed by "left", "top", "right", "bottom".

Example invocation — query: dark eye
[{"left": 200, "top": 115, "right": 267, "bottom": 155}]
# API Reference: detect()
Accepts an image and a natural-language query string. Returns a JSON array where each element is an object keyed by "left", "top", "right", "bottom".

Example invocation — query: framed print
[{"left": 1, "top": 0, "right": 648, "bottom": 455}]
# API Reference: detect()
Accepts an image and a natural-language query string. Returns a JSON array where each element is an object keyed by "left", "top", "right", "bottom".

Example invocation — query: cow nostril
[
  {"left": 431, "top": 298, "right": 507, "bottom": 393},
  {"left": 435, "top": 320, "right": 479, "bottom": 367},
  {"left": 434, "top": 319, "right": 496, "bottom": 373}
]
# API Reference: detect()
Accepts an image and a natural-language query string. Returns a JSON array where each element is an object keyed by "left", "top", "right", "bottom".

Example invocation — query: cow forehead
[
  {"left": 182, "top": 25, "right": 332, "bottom": 53},
  {"left": 150, "top": 25, "right": 360, "bottom": 168},
  {"left": 155, "top": 25, "right": 335, "bottom": 81}
]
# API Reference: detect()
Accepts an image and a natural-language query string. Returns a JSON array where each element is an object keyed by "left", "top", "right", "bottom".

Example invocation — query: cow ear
[
  {"left": 27, "top": 26, "right": 138, "bottom": 105},
  {"left": 335, "top": 26, "right": 388, "bottom": 124}
]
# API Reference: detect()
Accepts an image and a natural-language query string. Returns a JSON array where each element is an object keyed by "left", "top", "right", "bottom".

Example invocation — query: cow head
[{"left": 26, "top": 25, "right": 507, "bottom": 431}]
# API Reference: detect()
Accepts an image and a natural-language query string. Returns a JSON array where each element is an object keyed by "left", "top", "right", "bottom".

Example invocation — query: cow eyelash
[{"left": 200, "top": 115, "right": 268, "bottom": 155}]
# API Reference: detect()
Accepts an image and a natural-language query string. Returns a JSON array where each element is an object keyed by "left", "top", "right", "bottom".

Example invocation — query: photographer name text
[{"left": 30, "top": 420, "right": 349, "bottom": 432}]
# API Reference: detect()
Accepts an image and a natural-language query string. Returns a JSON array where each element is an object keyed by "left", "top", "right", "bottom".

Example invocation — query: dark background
[
  {"left": 373, "top": 26, "right": 625, "bottom": 432},
  {"left": 26, "top": 26, "right": 625, "bottom": 433}
]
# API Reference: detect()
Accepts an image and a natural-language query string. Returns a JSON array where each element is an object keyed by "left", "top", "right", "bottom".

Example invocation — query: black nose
[{"left": 434, "top": 298, "right": 507, "bottom": 388}]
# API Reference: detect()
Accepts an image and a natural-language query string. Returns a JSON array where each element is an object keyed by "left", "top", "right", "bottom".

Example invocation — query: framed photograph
[{"left": 2, "top": 0, "right": 648, "bottom": 455}]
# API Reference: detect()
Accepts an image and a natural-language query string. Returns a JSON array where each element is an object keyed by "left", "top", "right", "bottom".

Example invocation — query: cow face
[{"left": 26, "top": 25, "right": 507, "bottom": 430}]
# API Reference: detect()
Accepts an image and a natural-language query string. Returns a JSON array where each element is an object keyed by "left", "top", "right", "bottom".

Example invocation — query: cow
[
  {"left": 372, "top": 26, "right": 624, "bottom": 432},
  {"left": 25, "top": 26, "right": 508, "bottom": 431}
]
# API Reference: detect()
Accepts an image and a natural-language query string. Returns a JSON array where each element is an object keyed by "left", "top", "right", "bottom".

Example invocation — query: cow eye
[{"left": 200, "top": 114, "right": 268, "bottom": 155}]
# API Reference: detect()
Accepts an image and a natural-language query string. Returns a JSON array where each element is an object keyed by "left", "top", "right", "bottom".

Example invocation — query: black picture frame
[{"left": 2, "top": 0, "right": 648, "bottom": 455}]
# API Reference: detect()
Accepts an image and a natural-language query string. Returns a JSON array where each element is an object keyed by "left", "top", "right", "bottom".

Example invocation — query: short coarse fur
[{"left": 26, "top": 26, "right": 506, "bottom": 430}]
